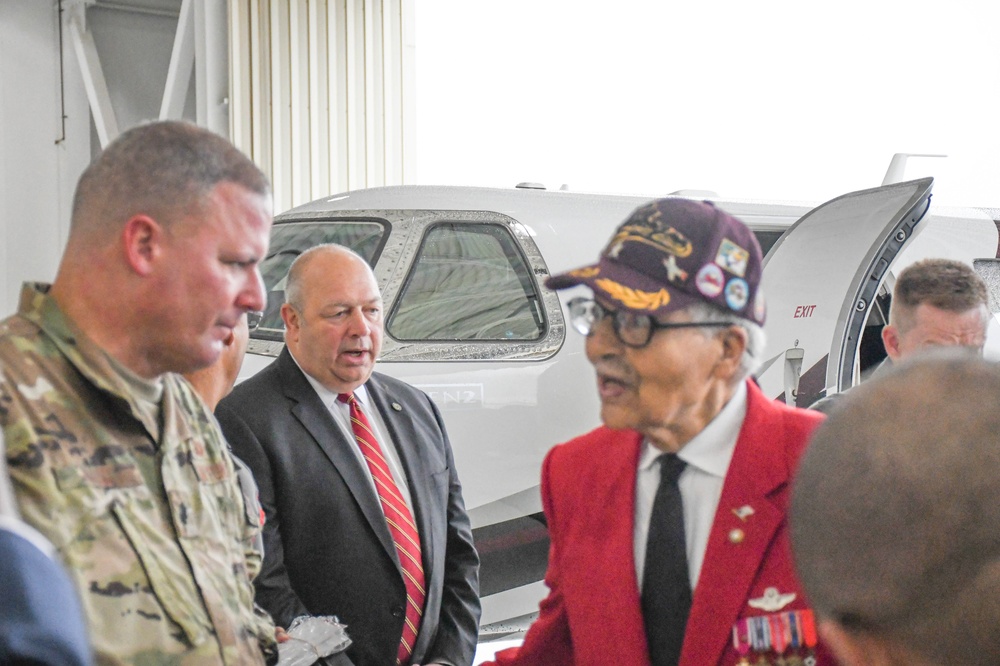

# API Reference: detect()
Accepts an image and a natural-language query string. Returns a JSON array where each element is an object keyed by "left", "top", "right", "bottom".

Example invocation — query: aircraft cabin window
[
  {"left": 254, "top": 220, "right": 387, "bottom": 340},
  {"left": 753, "top": 230, "right": 784, "bottom": 258},
  {"left": 388, "top": 223, "right": 545, "bottom": 342}
]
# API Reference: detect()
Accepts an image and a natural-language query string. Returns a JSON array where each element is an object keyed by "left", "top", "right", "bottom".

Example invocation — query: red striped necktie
[{"left": 338, "top": 392, "right": 425, "bottom": 665}]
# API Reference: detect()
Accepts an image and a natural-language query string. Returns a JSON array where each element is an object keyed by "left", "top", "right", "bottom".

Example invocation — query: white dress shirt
[{"left": 633, "top": 380, "right": 747, "bottom": 591}]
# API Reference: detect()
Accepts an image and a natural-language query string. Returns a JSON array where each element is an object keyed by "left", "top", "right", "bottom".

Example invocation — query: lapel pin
[
  {"left": 728, "top": 528, "right": 745, "bottom": 544},
  {"left": 391, "top": 402, "right": 402, "bottom": 412},
  {"left": 732, "top": 505, "right": 755, "bottom": 521},
  {"left": 748, "top": 586, "right": 797, "bottom": 612}
]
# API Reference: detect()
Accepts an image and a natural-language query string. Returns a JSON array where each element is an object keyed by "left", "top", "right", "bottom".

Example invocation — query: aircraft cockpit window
[
  {"left": 253, "top": 220, "right": 387, "bottom": 340},
  {"left": 388, "top": 223, "right": 545, "bottom": 342}
]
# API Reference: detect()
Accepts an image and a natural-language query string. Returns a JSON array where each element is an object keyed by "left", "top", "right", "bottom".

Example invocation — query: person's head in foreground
[
  {"left": 881, "top": 258, "right": 989, "bottom": 361},
  {"left": 546, "top": 197, "right": 766, "bottom": 451},
  {"left": 790, "top": 352, "right": 1000, "bottom": 666}
]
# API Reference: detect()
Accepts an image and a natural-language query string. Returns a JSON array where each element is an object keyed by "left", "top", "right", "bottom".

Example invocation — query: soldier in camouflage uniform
[{"left": 0, "top": 121, "right": 279, "bottom": 665}]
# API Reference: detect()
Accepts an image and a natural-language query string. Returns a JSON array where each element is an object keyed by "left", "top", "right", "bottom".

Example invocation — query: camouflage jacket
[{"left": 0, "top": 283, "right": 277, "bottom": 665}]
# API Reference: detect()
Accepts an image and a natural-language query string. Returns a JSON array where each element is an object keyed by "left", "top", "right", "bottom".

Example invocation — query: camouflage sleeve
[
  {"left": 0, "top": 415, "right": 19, "bottom": 518},
  {"left": 177, "top": 382, "right": 279, "bottom": 658},
  {"left": 0, "top": 367, "right": 79, "bottom": 556}
]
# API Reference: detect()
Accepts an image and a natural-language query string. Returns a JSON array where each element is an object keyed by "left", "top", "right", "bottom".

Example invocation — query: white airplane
[{"left": 238, "top": 176, "right": 1000, "bottom": 652}]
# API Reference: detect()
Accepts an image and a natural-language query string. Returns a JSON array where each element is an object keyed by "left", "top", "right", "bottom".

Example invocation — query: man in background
[
  {"left": 217, "top": 244, "right": 480, "bottom": 666},
  {"left": 184, "top": 311, "right": 255, "bottom": 412},
  {"left": 0, "top": 120, "right": 278, "bottom": 664},
  {"left": 791, "top": 353, "right": 1000, "bottom": 665},
  {"left": 810, "top": 257, "right": 988, "bottom": 413}
]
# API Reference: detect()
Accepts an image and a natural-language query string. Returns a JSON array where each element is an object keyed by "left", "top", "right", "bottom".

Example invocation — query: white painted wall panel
[
  {"left": 230, "top": 0, "right": 415, "bottom": 214},
  {"left": 0, "top": 1, "right": 90, "bottom": 318}
]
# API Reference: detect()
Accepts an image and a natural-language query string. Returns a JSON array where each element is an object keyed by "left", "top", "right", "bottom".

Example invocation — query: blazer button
[{"left": 392, "top": 606, "right": 405, "bottom": 618}]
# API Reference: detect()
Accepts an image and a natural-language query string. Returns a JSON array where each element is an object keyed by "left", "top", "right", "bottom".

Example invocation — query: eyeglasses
[
  {"left": 246, "top": 310, "right": 264, "bottom": 332},
  {"left": 566, "top": 297, "right": 731, "bottom": 348}
]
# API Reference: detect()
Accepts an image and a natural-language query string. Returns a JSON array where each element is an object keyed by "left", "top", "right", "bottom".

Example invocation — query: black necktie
[{"left": 642, "top": 453, "right": 691, "bottom": 666}]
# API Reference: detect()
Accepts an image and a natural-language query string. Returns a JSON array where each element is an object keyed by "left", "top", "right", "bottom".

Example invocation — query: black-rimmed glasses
[
  {"left": 246, "top": 310, "right": 264, "bottom": 332},
  {"left": 566, "top": 297, "right": 730, "bottom": 348}
]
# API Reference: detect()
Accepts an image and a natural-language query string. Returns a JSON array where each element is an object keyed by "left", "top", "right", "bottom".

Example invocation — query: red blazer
[{"left": 488, "top": 381, "right": 832, "bottom": 666}]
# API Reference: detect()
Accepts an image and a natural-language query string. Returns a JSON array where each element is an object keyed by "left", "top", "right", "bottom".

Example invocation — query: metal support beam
[
  {"left": 195, "top": 0, "right": 230, "bottom": 136},
  {"left": 159, "top": 0, "right": 194, "bottom": 120},
  {"left": 66, "top": 5, "right": 119, "bottom": 147}
]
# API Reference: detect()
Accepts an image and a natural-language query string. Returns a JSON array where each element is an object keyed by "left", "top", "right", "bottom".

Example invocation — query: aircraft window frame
[
  {"left": 378, "top": 209, "right": 564, "bottom": 363},
  {"left": 386, "top": 221, "right": 547, "bottom": 343},
  {"left": 247, "top": 217, "right": 391, "bottom": 353},
  {"left": 246, "top": 208, "right": 565, "bottom": 363}
]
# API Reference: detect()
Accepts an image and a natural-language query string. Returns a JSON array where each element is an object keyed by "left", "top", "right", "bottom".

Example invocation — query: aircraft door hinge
[{"left": 783, "top": 347, "right": 805, "bottom": 406}]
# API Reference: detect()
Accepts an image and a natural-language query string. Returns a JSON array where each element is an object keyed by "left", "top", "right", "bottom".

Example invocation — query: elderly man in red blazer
[{"left": 486, "top": 199, "right": 832, "bottom": 666}]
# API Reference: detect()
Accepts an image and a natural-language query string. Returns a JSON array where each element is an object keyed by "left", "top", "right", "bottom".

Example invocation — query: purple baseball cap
[{"left": 546, "top": 198, "right": 766, "bottom": 325}]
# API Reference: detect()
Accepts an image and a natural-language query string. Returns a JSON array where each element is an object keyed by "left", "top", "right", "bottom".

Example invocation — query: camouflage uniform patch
[{"left": 0, "top": 284, "right": 276, "bottom": 665}]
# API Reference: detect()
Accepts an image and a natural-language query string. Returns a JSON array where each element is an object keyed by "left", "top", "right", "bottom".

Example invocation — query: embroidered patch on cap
[
  {"left": 663, "top": 255, "right": 689, "bottom": 284},
  {"left": 725, "top": 278, "right": 749, "bottom": 311},
  {"left": 715, "top": 238, "right": 750, "bottom": 277},
  {"left": 695, "top": 263, "right": 725, "bottom": 298},
  {"left": 754, "top": 291, "right": 766, "bottom": 323}
]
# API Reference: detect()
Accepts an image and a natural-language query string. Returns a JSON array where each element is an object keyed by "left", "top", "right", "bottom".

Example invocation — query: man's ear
[
  {"left": 122, "top": 215, "right": 164, "bottom": 276},
  {"left": 280, "top": 303, "right": 299, "bottom": 338},
  {"left": 881, "top": 324, "right": 902, "bottom": 361},
  {"left": 715, "top": 325, "right": 748, "bottom": 378}
]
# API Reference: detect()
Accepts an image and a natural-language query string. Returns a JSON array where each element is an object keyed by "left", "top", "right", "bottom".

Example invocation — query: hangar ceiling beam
[
  {"left": 159, "top": 0, "right": 194, "bottom": 120},
  {"left": 194, "top": 0, "right": 229, "bottom": 135},
  {"left": 66, "top": 2, "right": 119, "bottom": 147}
]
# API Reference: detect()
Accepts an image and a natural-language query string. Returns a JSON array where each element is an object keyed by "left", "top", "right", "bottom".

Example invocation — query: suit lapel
[
  {"left": 276, "top": 350, "right": 398, "bottom": 561},
  {"left": 683, "top": 382, "right": 789, "bottom": 666}
]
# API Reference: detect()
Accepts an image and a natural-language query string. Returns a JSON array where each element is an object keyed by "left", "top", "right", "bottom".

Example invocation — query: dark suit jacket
[
  {"left": 216, "top": 349, "right": 480, "bottom": 666},
  {"left": 488, "top": 381, "right": 832, "bottom": 666},
  {"left": 0, "top": 523, "right": 93, "bottom": 665}
]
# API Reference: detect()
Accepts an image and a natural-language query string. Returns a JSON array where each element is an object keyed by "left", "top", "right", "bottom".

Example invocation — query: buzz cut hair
[
  {"left": 791, "top": 353, "right": 1000, "bottom": 665},
  {"left": 71, "top": 120, "right": 270, "bottom": 239},
  {"left": 889, "top": 258, "right": 988, "bottom": 331}
]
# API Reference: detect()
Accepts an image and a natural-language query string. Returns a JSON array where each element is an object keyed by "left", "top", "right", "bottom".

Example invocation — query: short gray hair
[
  {"left": 685, "top": 302, "right": 766, "bottom": 380},
  {"left": 284, "top": 243, "right": 370, "bottom": 312},
  {"left": 71, "top": 120, "right": 270, "bottom": 240}
]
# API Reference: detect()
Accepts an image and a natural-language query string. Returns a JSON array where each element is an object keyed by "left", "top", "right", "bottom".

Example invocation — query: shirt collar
[
  {"left": 288, "top": 350, "right": 371, "bottom": 410},
  {"left": 638, "top": 380, "right": 748, "bottom": 479}
]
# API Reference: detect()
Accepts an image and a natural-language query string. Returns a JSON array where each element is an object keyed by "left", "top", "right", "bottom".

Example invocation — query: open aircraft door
[{"left": 755, "top": 178, "right": 933, "bottom": 407}]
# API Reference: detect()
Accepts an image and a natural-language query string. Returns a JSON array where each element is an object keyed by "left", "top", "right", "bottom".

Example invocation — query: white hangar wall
[{"left": 1, "top": 1, "right": 89, "bottom": 320}]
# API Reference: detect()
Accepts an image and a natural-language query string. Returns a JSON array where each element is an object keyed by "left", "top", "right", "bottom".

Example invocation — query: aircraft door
[{"left": 755, "top": 178, "right": 933, "bottom": 407}]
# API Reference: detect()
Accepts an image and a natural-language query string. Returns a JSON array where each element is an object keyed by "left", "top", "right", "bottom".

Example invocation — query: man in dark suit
[
  {"left": 216, "top": 244, "right": 480, "bottom": 666},
  {"left": 484, "top": 199, "right": 832, "bottom": 666}
]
